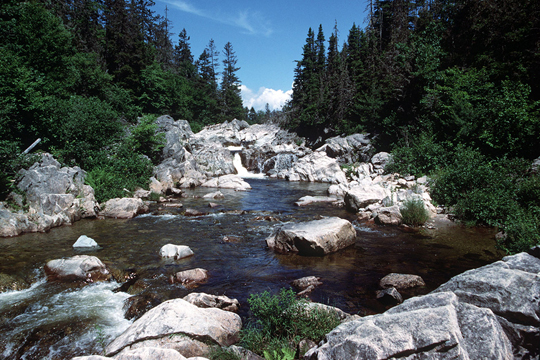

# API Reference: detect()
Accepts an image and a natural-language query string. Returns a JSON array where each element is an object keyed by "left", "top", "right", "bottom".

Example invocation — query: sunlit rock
[
  {"left": 44, "top": 255, "right": 110, "bottom": 282},
  {"left": 99, "top": 197, "right": 148, "bottom": 219},
  {"left": 201, "top": 175, "right": 251, "bottom": 191},
  {"left": 344, "top": 184, "right": 389, "bottom": 212},
  {"left": 159, "top": 244, "right": 194, "bottom": 260},
  {"left": 266, "top": 217, "right": 356, "bottom": 256},
  {"left": 73, "top": 235, "right": 99, "bottom": 248},
  {"left": 105, "top": 298, "right": 242, "bottom": 357}
]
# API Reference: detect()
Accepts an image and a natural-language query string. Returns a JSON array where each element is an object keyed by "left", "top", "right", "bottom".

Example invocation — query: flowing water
[{"left": 0, "top": 178, "right": 503, "bottom": 359}]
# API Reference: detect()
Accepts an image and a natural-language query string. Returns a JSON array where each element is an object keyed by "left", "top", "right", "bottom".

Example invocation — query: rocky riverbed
[{"left": 1, "top": 117, "right": 536, "bottom": 359}]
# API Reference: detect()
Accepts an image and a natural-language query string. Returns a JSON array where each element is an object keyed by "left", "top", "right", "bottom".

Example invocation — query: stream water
[{"left": 0, "top": 178, "right": 503, "bottom": 359}]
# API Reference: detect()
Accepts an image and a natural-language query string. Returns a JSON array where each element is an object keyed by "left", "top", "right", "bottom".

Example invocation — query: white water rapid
[{"left": 0, "top": 279, "right": 132, "bottom": 359}]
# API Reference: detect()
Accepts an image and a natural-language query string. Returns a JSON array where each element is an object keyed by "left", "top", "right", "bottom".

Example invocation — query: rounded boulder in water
[{"left": 73, "top": 235, "right": 99, "bottom": 248}]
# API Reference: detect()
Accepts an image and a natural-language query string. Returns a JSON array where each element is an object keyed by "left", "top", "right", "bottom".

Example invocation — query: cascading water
[
  {"left": 233, "top": 152, "right": 266, "bottom": 179},
  {"left": 0, "top": 278, "right": 131, "bottom": 359}
]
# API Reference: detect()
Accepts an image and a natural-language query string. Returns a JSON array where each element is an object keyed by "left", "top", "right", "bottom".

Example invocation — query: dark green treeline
[{"left": 288, "top": 0, "right": 540, "bottom": 161}]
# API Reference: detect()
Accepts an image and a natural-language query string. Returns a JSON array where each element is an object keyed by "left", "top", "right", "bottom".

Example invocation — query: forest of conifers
[{"left": 1, "top": 0, "right": 539, "bottom": 253}]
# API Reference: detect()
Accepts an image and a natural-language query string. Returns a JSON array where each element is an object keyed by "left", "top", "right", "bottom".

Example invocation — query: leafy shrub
[
  {"left": 386, "top": 133, "right": 449, "bottom": 176},
  {"left": 124, "top": 115, "right": 166, "bottom": 164},
  {"left": 430, "top": 147, "right": 539, "bottom": 253},
  {"left": 498, "top": 208, "right": 540, "bottom": 254},
  {"left": 241, "top": 288, "right": 341, "bottom": 357},
  {"left": 85, "top": 148, "right": 153, "bottom": 203},
  {"left": 400, "top": 199, "right": 429, "bottom": 226}
]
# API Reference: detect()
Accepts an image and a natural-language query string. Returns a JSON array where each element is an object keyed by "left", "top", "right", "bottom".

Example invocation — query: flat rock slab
[
  {"left": 266, "top": 217, "right": 356, "bottom": 256},
  {"left": 294, "top": 196, "right": 338, "bottom": 207},
  {"left": 105, "top": 298, "right": 242, "bottom": 357}
]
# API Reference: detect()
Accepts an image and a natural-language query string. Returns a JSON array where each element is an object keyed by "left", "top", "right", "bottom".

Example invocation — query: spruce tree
[{"left": 220, "top": 41, "right": 244, "bottom": 120}]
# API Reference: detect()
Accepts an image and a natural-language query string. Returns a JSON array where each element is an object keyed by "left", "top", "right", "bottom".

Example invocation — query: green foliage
[
  {"left": 85, "top": 147, "right": 153, "bottom": 203},
  {"left": 386, "top": 133, "right": 449, "bottom": 176},
  {"left": 208, "top": 346, "right": 241, "bottom": 360},
  {"left": 241, "top": 288, "right": 341, "bottom": 357},
  {"left": 264, "top": 347, "right": 295, "bottom": 360},
  {"left": 46, "top": 96, "right": 123, "bottom": 167},
  {"left": 124, "top": 115, "right": 166, "bottom": 164},
  {"left": 431, "top": 148, "right": 539, "bottom": 253},
  {"left": 400, "top": 199, "right": 430, "bottom": 227},
  {"left": 0, "top": 141, "right": 40, "bottom": 200}
]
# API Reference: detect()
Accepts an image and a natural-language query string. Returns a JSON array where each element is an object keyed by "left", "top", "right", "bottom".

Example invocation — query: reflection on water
[{"left": 0, "top": 179, "right": 503, "bottom": 359}]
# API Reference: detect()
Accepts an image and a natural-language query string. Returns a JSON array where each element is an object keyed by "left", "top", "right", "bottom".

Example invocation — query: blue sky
[{"left": 153, "top": 1, "right": 369, "bottom": 111}]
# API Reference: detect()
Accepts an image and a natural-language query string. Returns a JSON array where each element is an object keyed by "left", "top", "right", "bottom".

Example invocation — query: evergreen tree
[
  {"left": 172, "top": 28, "right": 196, "bottom": 78},
  {"left": 220, "top": 42, "right": 244, "bottom": 120}
]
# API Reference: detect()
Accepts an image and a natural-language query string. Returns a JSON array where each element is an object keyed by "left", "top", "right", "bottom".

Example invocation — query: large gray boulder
[
  {"left": 266, "top": 217, "right": 356, "bottom": 256},
  {"left": 278, "top": 151, "right": 347, "bottom": 184},
  {"left": 44, "top": 255, "right": 110, "bottom": 282},
  {"left": 105, "top": 298, "right": 242, "bottom": 358},
  {"left": 305, "top": 291, "right": 513, "bottom": 360},
  {"left": 433, "top": 252, "right": 540, "bottom": 328},
  {"left": 305, "top": 252, "right": 540, "bottom": 359},
  {"left": 344, "top": 184, "right": 389, "bottom": 212},
  {"left": 99, "top": 198, "right": 148, "bottom": 219}
]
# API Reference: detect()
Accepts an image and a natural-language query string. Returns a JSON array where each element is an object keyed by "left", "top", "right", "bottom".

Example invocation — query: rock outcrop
[
  {"left": 0, "top": 153, "right": 100, "bottom": 237},
  {"left": 105, "top": 298, "right": 242, "bottom": 358},
  {"left": 304, "top": 252, "right": 540, "bottom": 359},
  {"left": 266, "top": 217, "right": 356, "bottom": 256}
]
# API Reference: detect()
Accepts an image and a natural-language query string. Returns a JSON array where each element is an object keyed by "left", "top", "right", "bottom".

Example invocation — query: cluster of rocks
[
  {"left": 0, "top": 154, "right": 99, "bottom": 237},
  {"left": 323, "top": 153, "right": 436, "bottom": 225},
  {"left": 305, "top": 248, "right": 540, "bottom": 359},
  {"left": 151, "top": 117, "right": 373, "bottom": 194},
  {"left": 0, "top": 153, "right": 151, "bottom": 237}
]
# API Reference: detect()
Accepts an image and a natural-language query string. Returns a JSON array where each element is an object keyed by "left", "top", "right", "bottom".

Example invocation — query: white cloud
[
  {"left": 164, "top": 1, "right": 272, "bottom": 37},
  {"left": 241, "top": 85, "right": 292, "bottom": 111}
]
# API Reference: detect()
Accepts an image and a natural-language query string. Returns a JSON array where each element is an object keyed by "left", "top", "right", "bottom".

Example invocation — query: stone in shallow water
[
  {"left": 159, "top": 244, "right": 194, "bottom": 260},
  {"left": 72, "top": 235, "right": 99, "bottom": 248},
  {"left": 266, "top": 217, "right": 356, "bottom": 256},
  {"left": 44, "top": 255, "right": 110, "bottom": 282},
  {"left": 379, "top": 273, "right": 426, "bottom": 290}
]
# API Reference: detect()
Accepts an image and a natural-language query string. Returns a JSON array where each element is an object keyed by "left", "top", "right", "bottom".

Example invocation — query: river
[{"left": 0, "top": 178, "right": 502, "bottom": 359}]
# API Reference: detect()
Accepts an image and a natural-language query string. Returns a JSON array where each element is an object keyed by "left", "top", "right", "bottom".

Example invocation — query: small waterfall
[{"left": 230, "top": 149, "right": 267, "bottom": 179}]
